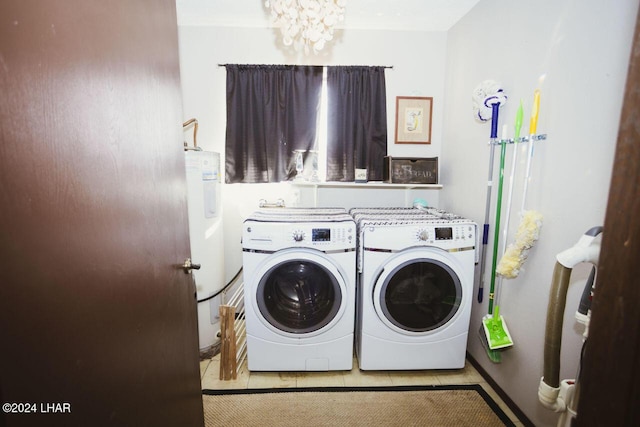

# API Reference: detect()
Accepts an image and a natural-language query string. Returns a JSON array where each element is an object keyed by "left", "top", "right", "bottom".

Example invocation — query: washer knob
[
  {"left": 292, "top": 230, "right": 305, "bottom": 242},
  {"left": 417, "top": 229, "right": 429, "bottom": 241}
]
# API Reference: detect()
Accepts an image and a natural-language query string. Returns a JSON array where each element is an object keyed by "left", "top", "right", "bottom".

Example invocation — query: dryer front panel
[{"left": 372, "top": 249, "right": 464, "bottom": 335}]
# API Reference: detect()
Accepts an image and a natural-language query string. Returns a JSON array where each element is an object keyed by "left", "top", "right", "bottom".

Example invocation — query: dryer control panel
[
  {"left": 414, "top": 224, "right": 476, "bottom": 245},
  {"left": 363, "top": 221, "right": 477, "bottom": 253}
]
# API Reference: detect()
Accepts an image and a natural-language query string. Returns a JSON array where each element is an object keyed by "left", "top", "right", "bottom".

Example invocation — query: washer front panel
[
  {"left": 249, "top": 248, "right": 350, "bottom": 338},
  {"left": 257, "top": 258, "right": 342, "bottom": 334}
]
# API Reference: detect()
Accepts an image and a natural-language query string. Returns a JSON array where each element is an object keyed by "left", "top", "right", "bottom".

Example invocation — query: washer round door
[
  {"left": 254, "top": 249, "right": 347, "bottom": 336},
  {"left": 372, "top": 248, "right": 463, "bottom": 334}
]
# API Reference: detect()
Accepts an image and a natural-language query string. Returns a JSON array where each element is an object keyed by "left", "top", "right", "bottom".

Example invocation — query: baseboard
[{"left": 466, "top": 352, "right": 535, "bottom": 427}]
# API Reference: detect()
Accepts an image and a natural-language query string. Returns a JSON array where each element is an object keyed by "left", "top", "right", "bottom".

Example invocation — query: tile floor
[{"left": 200, "top": 354, "right": 524, "bottom": 426}]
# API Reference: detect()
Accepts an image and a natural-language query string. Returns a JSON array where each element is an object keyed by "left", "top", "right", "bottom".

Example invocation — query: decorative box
[{"left": 383, "top": 156, "right": 438, "bottom": 184}]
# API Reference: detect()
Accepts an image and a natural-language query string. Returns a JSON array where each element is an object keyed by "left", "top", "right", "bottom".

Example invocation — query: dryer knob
[{"left": 292, "top": 230, "right": 305, "bottom": 242}]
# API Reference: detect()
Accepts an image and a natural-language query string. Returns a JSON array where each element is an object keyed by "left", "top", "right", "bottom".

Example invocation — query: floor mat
[{"left": 202, "top": 384, "right": 515, "bottom": 426}]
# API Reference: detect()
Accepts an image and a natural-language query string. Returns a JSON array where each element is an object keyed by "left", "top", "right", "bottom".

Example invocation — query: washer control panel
[
  {"left": 290, "top": 227, "right": 337, "bottom": 243},
  {"left": 292, "top": 230, "right": 306, "bottom": 242},
  {"left": 311, "top": 228, "right": 331, "bottom": 242},
  {"left": 244, "top": 220, "right": 356, "bottom": 251},
  {"left": 288, "top": 224, "right": 354, "bottom": 246}
]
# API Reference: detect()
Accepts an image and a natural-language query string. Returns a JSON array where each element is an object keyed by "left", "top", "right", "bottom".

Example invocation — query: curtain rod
[{"left": 217, "top": 64, "right": 393, "bottom": 69}]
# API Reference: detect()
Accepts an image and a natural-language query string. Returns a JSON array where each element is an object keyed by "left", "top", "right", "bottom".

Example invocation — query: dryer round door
[
  {"left": 372, "top": 248, "right": 463, "bottom": 335},
  {"left": 253, "top": 248, "right": 347, "bottom": 336}
]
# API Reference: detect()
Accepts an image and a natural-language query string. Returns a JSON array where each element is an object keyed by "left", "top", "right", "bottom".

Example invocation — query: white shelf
[{"left": 291, "top": 181, "right": 443, "bottom": 190}]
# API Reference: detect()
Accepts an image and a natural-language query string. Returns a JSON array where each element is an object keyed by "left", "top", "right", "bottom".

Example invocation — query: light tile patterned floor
[{"left": 200, "top": 355, "right": 524, "bottom": 426}]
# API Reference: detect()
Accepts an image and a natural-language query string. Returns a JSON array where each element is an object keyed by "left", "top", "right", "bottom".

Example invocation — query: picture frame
[{"left": 394, "top": 96, "right": 433, "bottom": 144}]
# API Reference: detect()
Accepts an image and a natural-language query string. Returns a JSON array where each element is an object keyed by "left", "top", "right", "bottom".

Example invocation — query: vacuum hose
[
  {"left": 538, "top": 226, "right": 602, "bottom": 413},
  {"left": 543, "top": 262, "right": 573, "bottom": 388}
]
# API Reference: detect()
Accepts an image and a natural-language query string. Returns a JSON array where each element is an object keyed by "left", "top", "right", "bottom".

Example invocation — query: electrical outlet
[{"left": 291, "top": 189, "right": 301, "bottom": 206}]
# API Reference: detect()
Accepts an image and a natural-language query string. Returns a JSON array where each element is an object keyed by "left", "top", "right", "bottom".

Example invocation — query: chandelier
[{"left": 264, "top": 0, "right": 346, "bottom": 54}]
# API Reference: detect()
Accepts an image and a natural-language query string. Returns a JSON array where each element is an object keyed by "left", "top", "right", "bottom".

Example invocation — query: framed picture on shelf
[{"left": 394, "top": 96, "right": 433, "bottom": 144}]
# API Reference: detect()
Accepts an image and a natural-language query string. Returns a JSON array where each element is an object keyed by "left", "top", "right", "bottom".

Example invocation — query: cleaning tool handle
[
  {"left": 490, "top": 103, "right": 500, "bottom": 138},
  {"left": 514, "top": 101, "right": 523, "bottom": 142},
  {"left": 488, "top": 140, "right": 507, "bottom": 314},
  {"left": 499, "top": 107, "right": 522, "bottom": 257},
  {"left": 522, "top": 91, "right": 541, "bottom": 210},
  {"left": 478, "top": 141, "right": 497, "bottom": 303},
  {"left": 530, "top": 90, "right": 541, "bottom": 134}
]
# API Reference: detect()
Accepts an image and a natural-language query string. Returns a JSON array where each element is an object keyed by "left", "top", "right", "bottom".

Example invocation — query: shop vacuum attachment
[{"left": 538, "top": 226, "right": 602, "bottom": 427}]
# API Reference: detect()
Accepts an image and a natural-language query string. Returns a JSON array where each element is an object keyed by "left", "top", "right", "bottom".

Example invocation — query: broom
[{"left": 497, "top": 89, "right": 544, "bottom": 279}]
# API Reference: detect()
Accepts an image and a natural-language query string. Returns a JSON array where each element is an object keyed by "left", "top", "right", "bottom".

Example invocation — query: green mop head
[
  {"left": 478, "top": 325, "right": 502, "bottom": 363},
  {"left": 482, "top": 306, "right": 514, "bottom": 350}
]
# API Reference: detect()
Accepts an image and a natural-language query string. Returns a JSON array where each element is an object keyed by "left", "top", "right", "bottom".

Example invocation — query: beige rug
[{"left": 202, "top": 385, "right": 515, "bottom": 426}]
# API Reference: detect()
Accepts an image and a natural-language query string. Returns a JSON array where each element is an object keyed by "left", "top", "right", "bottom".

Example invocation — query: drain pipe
[{"left": 538, "top": 226, "right": 602, "bottom": 418}]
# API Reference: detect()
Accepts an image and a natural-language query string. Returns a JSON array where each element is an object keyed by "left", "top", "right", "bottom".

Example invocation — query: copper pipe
[{"left": 182, "top": 118, "right": 198, "bottom": 150}]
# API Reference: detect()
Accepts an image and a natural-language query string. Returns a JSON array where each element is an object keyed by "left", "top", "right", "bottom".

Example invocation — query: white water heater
[{"left": 185, "top": 150, "right": 224, "bottom": 352}]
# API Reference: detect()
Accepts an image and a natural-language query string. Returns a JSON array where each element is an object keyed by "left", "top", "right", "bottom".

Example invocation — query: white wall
[
  {"left": 178, "top": 26, "right": 449, "bottom": 280},
  {"left": 441, "top": 1, "right": 638, "bottom": 426}
]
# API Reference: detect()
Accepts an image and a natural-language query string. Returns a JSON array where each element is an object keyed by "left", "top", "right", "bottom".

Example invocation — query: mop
[
  {"left": 472, "top": 80, "right": 507, "bottom": 303},
  {"left": 472, "top": 81, "right": 510, "bottom": 362},
  {"left": 497, "top": 89, "right": 544, "bottom": 278},
  {"left": 481, "top": 103, "right": 521, "bottom": 354}
]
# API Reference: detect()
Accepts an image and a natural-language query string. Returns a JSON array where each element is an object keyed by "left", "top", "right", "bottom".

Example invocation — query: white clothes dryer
[
  {"left": 349, "top": 206, "right": 462, "bottom": 219},
  {"left": 356, "top": 217, "right": 477, "bottom": 370},
  {"left": 242, "top": 212, "right": 356, "bottom": 371}
]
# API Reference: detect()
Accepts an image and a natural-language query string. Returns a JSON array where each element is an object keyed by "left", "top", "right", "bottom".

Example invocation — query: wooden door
[
  {"left": 575, "top": 7, "right": 640, "bottom": 427},
  {"left": 0, "top": 1, "right": 204, "bottom": 426}
]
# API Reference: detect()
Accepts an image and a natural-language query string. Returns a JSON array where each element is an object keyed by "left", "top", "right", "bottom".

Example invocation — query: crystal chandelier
[{"left": 264, "top": 0, "right": 346, "bottom": 54}]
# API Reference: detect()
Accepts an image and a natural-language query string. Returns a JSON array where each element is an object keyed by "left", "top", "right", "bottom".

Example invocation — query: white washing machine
[
  {"left": 356, "top": 217, "right": 477, "bottom": 370},
  {"left": 256, "top": 207, "right": 348, "bottom": 215},
  {"left": 242, "top": 212, "right": 356, "bottom": 371}
]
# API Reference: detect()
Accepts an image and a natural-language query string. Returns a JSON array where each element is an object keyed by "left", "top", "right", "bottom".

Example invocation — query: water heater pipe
[{"left": 183, "top": 118, "right": 199, "bottom": 150}]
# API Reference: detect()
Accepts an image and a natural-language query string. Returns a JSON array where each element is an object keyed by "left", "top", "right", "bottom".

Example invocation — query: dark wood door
[
  {"left": 0, "top": 1, "right": 204, "bottom": 426},
  {"left": 576, "top": 7, "right": 640, "bottom": 427}
]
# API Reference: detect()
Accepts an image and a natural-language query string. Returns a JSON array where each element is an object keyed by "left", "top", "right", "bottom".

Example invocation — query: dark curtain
[
  {"left": 225, "top": 64, "right": 323, "bottom": 183},
  {"left": 326, "top": 66, "right": 388, "bottom": 181}
]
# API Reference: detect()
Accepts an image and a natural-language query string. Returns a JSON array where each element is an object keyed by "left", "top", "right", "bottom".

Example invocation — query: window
[
  {"left": 326, "top": 66, "right": 388, "bottom": 181},
  {"left": 224, "top": 65, "right": 387, "bottom": 184}
]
